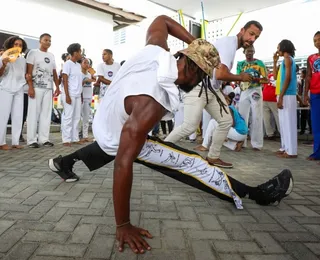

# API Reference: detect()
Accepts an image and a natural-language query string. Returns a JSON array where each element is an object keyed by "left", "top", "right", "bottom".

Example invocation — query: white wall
[{"left": 0, "top": 0, "right": 114, "bottom": 70}]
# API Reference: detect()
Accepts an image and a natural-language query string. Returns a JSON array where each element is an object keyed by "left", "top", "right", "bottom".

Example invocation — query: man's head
[
  {"left": 314, "top": 31, "right": 320, "bottom": 50},
  {"left": 67, "top": 43, "right": 82, "bottom": 60},
  {"left": 102, "top": 49, "right": 113, "bottom": 63},
  {"left": 277, "top": 39, "right": 295, "bottom": 57},
  {"left": 244, "top": 45, "right": 255, "bottom": 60},
  {"left": 175, "top": 39, "right": 220, "bottom": 92},
  {"left": 40, "top": 33, "right": 51, "bottom": 50},
  {"left": 239, "top": 21, "right": 263, "bottom": 49}
]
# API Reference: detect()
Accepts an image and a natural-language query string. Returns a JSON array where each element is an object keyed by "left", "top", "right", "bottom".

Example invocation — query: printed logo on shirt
[
  {"left": 251, "top": 92, "right": 261, "bottom": 101},
  {"left": 108, "top": 71, "right": 113, "bottom": 77},
  {"left": 313, "top": 58, "right": 320, "bottom": 73},
  {"left": 44, "top": 57, "right": 50, "bottom": 64}
]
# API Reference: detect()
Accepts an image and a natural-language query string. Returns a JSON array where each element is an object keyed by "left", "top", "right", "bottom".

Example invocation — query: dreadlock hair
[
  {"left": 3, "top": 36, "right": 27, "bottom": 53},
  {"left": 174, "top": 52, "right": 228, "bottom": 116},
  {"left": 199, "top": 76, "right": 228, "bottom": 117},
  {"left": 174, "top": 52, "right": 205, "bottom": 92}
]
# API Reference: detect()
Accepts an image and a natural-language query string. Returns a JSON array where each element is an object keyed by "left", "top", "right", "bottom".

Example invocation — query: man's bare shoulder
[{"left": 125, "top": 95, "right": 165, "bottom": 116}]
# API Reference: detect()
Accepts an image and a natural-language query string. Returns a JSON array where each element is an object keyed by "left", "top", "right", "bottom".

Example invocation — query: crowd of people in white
[{"left": 0, "top": 28, "right": 319, "bottom": 169}]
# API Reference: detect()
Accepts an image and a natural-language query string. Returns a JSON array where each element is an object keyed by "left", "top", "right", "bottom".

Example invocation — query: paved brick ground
[{"left": 0, "top": 133, "right": 319, "bottom": 260}]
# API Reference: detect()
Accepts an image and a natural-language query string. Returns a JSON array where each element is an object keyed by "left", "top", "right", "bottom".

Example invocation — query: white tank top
[{"left": 93, "top": 45, "right": 179, "bottom": 156}]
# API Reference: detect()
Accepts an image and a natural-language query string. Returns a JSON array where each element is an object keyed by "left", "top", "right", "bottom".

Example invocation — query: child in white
[
  {"left": 80, "top": 58, "right": 95, "bottom": 141},
  {"left": 0, "top": 37, "right": 28, "bottom": 150},
  {"left": 26, "top": 33, "right": 60, "bottom": 148},
  {"left": 97, "top": 49, "right": 120, "bottom": 99},
  {"left": 61, "top": 43, "right": 83, "bottom": 146}
]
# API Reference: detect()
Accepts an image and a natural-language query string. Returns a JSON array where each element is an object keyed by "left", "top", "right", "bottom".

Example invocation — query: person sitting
[{"left": 195, "top": 92, "right": 248, "bottom": 152}]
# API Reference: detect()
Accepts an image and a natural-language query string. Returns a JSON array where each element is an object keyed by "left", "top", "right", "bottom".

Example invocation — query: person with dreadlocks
[
  {"left": 48, "top": 16, "right": 293, "bottom": 254},
  {"left": 166, "top": 21, "right": 263, "bottom": 169}
]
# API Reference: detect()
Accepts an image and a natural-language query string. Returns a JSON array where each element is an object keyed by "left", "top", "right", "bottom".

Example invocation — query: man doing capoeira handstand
[{"left": 49, "top": 15, "right": 293, "bottom": 254}]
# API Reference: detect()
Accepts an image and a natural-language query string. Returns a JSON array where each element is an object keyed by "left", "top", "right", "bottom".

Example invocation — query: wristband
[{"left": 116, "top": 221, "right": 130, "bottom": 228}]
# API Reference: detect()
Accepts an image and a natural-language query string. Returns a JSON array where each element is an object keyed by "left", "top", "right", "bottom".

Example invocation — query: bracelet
[{"left": 116, "top": 221, "right": 130, "bottom": 228}]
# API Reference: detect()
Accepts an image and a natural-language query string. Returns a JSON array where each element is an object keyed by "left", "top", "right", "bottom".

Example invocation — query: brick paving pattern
[{"left": 0, "top": 133, "right": 319, "bottom": 260}]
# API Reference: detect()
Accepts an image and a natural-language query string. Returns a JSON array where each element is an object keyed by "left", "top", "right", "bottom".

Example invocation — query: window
[{"left": 114, "top": 28, "right": 126, "bottom": 45}]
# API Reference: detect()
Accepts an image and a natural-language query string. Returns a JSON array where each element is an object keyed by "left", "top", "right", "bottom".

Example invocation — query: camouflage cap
[{"left": 178, "top": 39, "right": 220, "bottom": 78}]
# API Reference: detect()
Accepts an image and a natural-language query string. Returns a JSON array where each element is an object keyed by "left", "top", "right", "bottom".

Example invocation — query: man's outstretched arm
[
  {"left": 113, "top": 96, "right": 165, "bottom": 254},
  {"left": 146, "top": 15, "right": 195, "bottom": 50}
]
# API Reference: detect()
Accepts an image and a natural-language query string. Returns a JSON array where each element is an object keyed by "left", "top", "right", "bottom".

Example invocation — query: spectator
[
  {"left": 263, "top": 71, "right": 280, "bottom": 140},
  {"left": 274, "top": 39, "right": 298, "bottom": 159},
  {"left": 305, "top": 31, "right": 320, "bottom": 161},
  {"left": 299, "top": 68, "right": 312, "bottom": 135},
  {"left": 80, "top": 57, "right": 95, "bottom": 142},
  {"left": 237, "top": 45, "right": 268, "bottom": 151},
  {"left": 96, "top": 49, "right": 120, "bottom": 99},
  {"left": 26, "top": 33, "right": 60, "bottom": 148},
  {"left": 61, "top": 43, "right": 83, "bottom": 146},
  {"left": 0, "top": 36, "right": 28, "bottom": 150}
]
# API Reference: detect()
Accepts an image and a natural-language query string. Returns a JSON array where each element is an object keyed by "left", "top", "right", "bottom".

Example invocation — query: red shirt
[
  {"left": 308, "top": 53, "right": 320, "bottom": 94},
  {"left": 263, "top": 73, "right": 277, "bottom": 102}
]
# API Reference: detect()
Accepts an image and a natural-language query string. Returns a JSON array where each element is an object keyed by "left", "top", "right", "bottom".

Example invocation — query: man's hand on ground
[{"left": 116, "top": 223, "right": 152, "bottom": 254}]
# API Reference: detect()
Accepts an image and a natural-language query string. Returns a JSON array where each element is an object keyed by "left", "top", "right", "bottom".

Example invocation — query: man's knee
[{"left": 180, "top": 121, "right": 199, "bottom": 134}]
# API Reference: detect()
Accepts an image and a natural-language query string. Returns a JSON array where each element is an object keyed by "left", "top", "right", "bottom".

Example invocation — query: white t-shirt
[
  {"left": 211, "top": 36, "right": 238, "bottom": 89},
  {"left": 26, "top": 49, "right": 56, "bottom": 89},
  {"left": 93, "top": 45, "right": 179, "bottom": 156},
  {"left": 61, "top": 60, "right": 82, "bottom": 97},
  {"left": 97, "top": 62, "right": 121, "bottom": 98},
  {"left": 82, "top": 72, "right": 93, "bottom": 100},
  {"left": 0, "top": 57, "right": 27, "bottom": 93}
]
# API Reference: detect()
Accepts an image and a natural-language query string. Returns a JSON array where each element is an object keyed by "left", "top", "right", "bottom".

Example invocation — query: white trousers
[
  {"left": 263, "top": 101, "right": 280, "bottom": 137},
  {"left": 278, "top": 95, "right": 297, "bottom": 155},
  {"left": 81, "top": 99, "right": 91, "bottom": 138},
  {"left": 166, "top": 86, "right": 232, "bottom": 159},
  {"left": 0, "top": 89, "right": 23, "bottom": 146},
  {"left": 238, "top": 87, "right": 264, "bottom": 149},
  {"left": 203, "top": 119, "right": 247, "bottom": 151},
  {"left": 61, "top": 94, "right": 81, "bottom": 143},
  {"left": 27, "top": 88, "right": 53, "bottom": 144}
]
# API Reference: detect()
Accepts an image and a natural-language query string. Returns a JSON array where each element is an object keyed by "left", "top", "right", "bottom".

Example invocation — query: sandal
[{"left": 277, "top": 152, "right": 297, "bottom": 159}]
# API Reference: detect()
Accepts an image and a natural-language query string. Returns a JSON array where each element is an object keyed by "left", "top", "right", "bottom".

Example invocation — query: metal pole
[
  {"left": 178, "top": 9, "right": 185, "bottom": 48},
  {"left": 226, "top": 12, "right": 243, "bottom": 36},
  {"left": 200, "top": 1, "right": 206, "bottom": 40}
]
